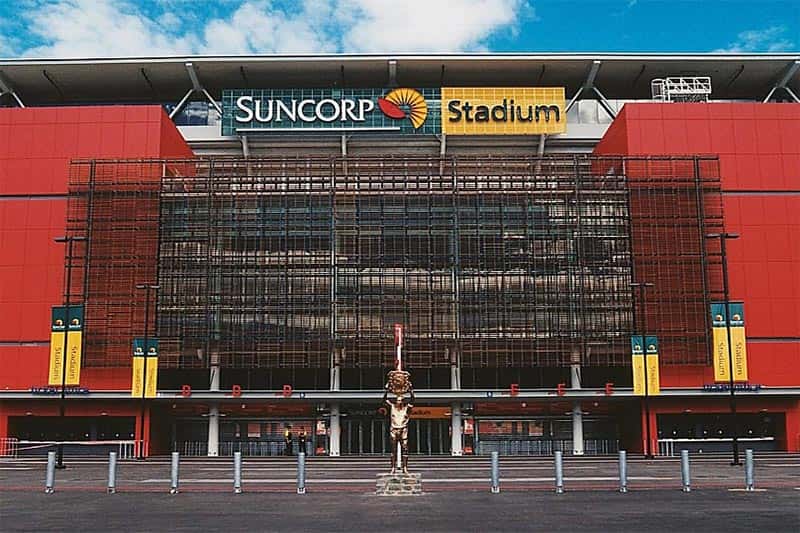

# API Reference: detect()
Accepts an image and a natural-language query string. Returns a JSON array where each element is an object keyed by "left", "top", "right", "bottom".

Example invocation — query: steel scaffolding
[{"left": 67, "top": 155, "right": 722, "bottom": 371}]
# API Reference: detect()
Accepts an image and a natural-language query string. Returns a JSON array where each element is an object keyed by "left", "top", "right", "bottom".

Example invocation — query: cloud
[
  {"left": 339, "top": 0, "right": 529, "bottom": 53},
  {"left": 714, "top": 26, "right": 795, "bottom": 53},
  {"left": 22, "top": 0, "right": 198, "bottom": 58},
  {"left": 12, "top": 0, "right": 533, "bottom": 58}
]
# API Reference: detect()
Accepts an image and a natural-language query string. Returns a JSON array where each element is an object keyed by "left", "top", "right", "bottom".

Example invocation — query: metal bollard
[
  {"left": 618, "top": 450, "right": 628, "bottom": 493},
  {"left": 169, "top": 452, "right": 180, "bottom": 494},
  {"left": 107, "top": 451, "right": 118, "bottom": 494},
  {"left": 554, "top": 450, "right": 564, "bottom": 494},
  {"left": 297, "top": 452, "right": 306, "bottom": 494},
  {"left": 745, "top": 449, "right": 754, "bottom": 491},
  {"left": 45, "top": 450, "right": 56, "bottom": 494},
  {"left": 680, "top": 449, "right": 691, "bottom": 492},
  {"left": 490, "top": 451, "right": 500, "bottom": 494},
  {"left": 233, "top": 451, "right": 242, "bottom": 494}
]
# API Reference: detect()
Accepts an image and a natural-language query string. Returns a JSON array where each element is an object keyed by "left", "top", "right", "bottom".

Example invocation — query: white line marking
[{"left": 139, "top": 475, "right": 676, "bottom": 484}]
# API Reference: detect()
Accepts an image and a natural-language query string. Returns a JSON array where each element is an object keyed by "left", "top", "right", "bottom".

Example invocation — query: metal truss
[
  {"left": 763, "top": 60, "right": 800, "bottom": 103},
  {"left": 566, "top": 60, "right": 616, "bottom": 120},
  {"left": 0, "top": 70, "right": 24, "bottom": 107},
  {"left": 169, "top": 62, "right": 222, "bottom": 120}
]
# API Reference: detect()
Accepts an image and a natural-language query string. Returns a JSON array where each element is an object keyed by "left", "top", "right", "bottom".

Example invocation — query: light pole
[
  {"left": 135, "top": 283, "right": 160, "bottom": 460},
  {"left": 706, "top": 232, "right": 741, "bottom": 466},
  {"left": 631, "top": 281, "right": 654, "bottom": 459},
  {"left": 54, "top": 235, "right": 86, "bottom": 469}
]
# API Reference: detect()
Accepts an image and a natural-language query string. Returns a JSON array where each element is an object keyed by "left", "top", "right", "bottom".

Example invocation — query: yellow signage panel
[
  {"left": 632, "top": 353, "right": 645, "bottom": 396},
  {"left": 65, "top": 331, "right": 82, "bottom": 386},
  {"left": 712, "top": 327, "right": 731, "bottom": 382},
  {"left": 131, "top": 357, "right": 158, "bottom": 398},
  {"left": 730, "top": 327, "right": 748, "bottom": 381},
  {"left": 441, "top": 87, "right": 566, "bottom": 135},
  {"left": 646, "top": 353, "right": 660, "bottom": 396},
  {"left": 48, "top": 331, "right": 66, "bottom": 386}
]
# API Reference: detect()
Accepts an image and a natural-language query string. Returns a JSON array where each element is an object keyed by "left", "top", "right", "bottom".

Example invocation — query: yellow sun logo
[{"left": 378, "top": 88, "right": 428, "bottom": 129}]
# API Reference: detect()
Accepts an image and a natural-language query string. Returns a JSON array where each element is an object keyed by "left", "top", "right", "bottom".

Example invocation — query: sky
[{"left": 0, "top": 0, "right": 797, "bottom": 59}]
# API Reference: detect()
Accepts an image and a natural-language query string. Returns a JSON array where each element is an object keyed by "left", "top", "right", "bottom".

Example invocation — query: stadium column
[
  {"left": 570, "top": 349, "right": 584, "bottom": 455},
  {"left": 207, "top": 358, "right": 220, "bottom": 457},
  {"left": 329, "top": 350, "right": 341, "bottom": 457},
  {"left": 451, "top": 348, "right": 463, "bottom": 456}
]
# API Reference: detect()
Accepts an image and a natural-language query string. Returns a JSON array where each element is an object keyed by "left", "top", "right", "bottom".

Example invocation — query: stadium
[{"left": 0, "top": 53, "right": 798, "bottom": 458}]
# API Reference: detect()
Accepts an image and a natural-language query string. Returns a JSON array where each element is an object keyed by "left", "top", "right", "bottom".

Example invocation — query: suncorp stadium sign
[
  {"left": 222, "top": 87, "right": 565, "bottom": 136},
  {"left": 222, "top": 88, "right": 441, "bottom": 135}
]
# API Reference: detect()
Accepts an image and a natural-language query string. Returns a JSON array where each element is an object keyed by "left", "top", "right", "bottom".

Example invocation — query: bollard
[
  {"left": 107, "top": 451, "right": 118, "bottom": 494},
  {"left": 680, "top": 449, "right": 691, "bottom": 492},
  {"left": 45, "top": 450, "right": 56, "bottom": 494},
  {"left": 618, "top": 450, "right": 628, "bottom": 493},
  {"left": 490, "top": 451, "right": 500, "bottom": 494},
  {"left": 554, "top": 450, "right": 564, "bottom": 494},
  {"left": 169, "top": 452, "right": 180, "bottom": 494},
  {"left": 745, "top": 449, "right": 754, "bottom": 491},
  {"left": 297, "top": 452, "right": 306, "bottom": 494},
  {"left": 233, "top": 451, "right": 242, "bottom": 494}
]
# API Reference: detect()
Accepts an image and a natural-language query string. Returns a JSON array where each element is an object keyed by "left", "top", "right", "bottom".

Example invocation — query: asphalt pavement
[{"left": 1, "top": 454, "right": 799, "bottom": 532}]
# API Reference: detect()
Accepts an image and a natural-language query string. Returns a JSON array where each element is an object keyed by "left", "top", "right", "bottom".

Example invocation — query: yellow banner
[
  {"left": 441, "top": 87, "right": 566, "bottom": 135},
  {"left": 146, "top": 358, "right": 158, "bottom": 398},
  {"left": 48, "top": 331, "right": 66, "bottom": 386},
  {"left": 131, "top": 357, "right": 143, "bottom": 397},
  {"left": 730, "top": 327, "right": 748, "bottom": 381},
  {"left": 632, "top": 353, "right": 645, "bottom": 396},
  {"left": 646, "top": 353, "right": 660, "bottom": 396},
  {"left": 65, "top": 331, "right": 82, "bottom": 386},
  {"left": 712, "top": 327, "right": 730, "bottom": 382},
  {"left": 132, "top": 356, "right": 158, "bottom": 398}
]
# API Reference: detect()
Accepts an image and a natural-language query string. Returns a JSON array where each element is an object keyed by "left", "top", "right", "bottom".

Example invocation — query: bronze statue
[{"left": 383, "top": 370, "right": 414, "bottom": 474}]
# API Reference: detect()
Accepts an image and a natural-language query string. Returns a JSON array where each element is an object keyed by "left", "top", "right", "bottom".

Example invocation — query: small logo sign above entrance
[{"left": 222, "top": 88, "right": 441, "bottom": 136}]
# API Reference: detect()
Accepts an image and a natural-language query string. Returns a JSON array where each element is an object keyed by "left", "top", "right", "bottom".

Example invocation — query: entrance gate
[{"left": 341, "top": 418, "right": 451, "bottom": 455}]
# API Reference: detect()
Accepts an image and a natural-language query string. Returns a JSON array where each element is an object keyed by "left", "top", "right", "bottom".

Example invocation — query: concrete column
[
  {"left": 329, "top": 403, "right": 341, "bottom": 457},
  {"left": 450, "top": 364, "right": 461, "bottom": 391},
  {"left": 330, "top": 363, "right": 340, "bottom": 392},
  {"left": 207, "top": 405, "right": 220, "bottom": 457},
  {"left": 451, "top": 403, "right": 463, "bottom": 456},
  {"left": 207, "top": 363, "right": 220, "bottom": 457},
  {"left": 570, "top": 360, "right": 584, "bottom": 456}
]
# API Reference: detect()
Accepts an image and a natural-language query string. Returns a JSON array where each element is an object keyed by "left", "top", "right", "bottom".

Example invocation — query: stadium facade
[{"left": 0, "top": 54, "right": 798, "bottom": 457}]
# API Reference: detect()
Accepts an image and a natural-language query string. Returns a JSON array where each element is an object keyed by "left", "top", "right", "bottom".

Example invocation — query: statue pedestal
[{"left": 375, "top": 472, "right": 423, "bottom": 496}]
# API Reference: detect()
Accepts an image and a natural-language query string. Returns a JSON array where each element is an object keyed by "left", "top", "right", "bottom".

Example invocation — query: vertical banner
[
  {"left": 711, "top": 303, "right": 731, "bottom": 382},
  {"left": 645, "top": 336, "right": 660, "bottom": 396},
  {"left": 65, "top": 306, "right": 84, "bottom": 385},
  {"left": 728, "top": 302, "right": 749, "bottom": 382},
  {"left": 48, "top": 307, "right": 67, "bottom": 385},
  {"left": 631, "top": 336, "right": 645, "bottom": 396},
  {"left": 132, "top": 338, "right": 159, "bottom": 398}
]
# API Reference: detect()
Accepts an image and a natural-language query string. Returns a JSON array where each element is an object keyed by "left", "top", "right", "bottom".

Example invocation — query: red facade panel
[
  {"left": 0, "top": 105, "right": 192, "bottom": 195},
  {"left": 0, "top": 106, "right": 193, "bottom": 390},
  {"left": 596, "top": 102, "right": 800, "bottom": 388},
  {"left": 0, "top": 199, "right": 66, "bottom": 341}
]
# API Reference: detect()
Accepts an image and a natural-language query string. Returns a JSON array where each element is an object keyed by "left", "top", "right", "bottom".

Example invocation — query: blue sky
[{"left": 0, "top": 0, "right": 797, "bottom": 58}]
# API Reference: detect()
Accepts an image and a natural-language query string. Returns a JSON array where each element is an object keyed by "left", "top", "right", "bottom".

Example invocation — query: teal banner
[
  {"left": 222, "top": 88, "right": 441, "bottom": 136},
  {"left": 645, "top": 336, "right": 658, "bottom": 355},
  {"left": 710, "top": 302, "right": 727, "bottom": 327},
  {"left": 51, "top": 306, "right": 67, "bottom": 332},
  {"left": 728, "top": 302, "right": 745, "bottom": 327},
  {"left": 133, "top": 338, "right": 159, "bottom": 357},
  {"left": 67, "top": 305, "right": 84, "bottom": 331},
  {"left": 630, "top": 336, "right": 644, "bottom": 354}
]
